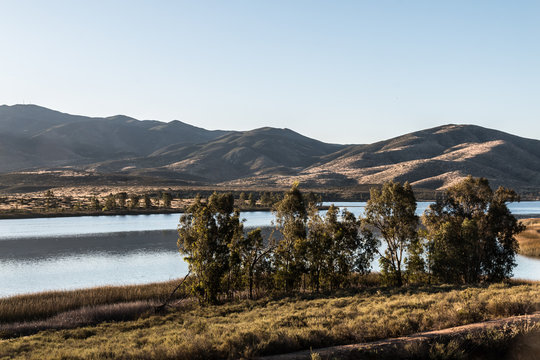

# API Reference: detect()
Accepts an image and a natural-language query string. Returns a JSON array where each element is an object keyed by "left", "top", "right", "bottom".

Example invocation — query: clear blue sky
[{"left": 1, "top": 0, "right": 539, "bottom": 144}]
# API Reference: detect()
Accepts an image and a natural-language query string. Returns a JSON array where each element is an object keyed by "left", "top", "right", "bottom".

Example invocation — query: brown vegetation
[
  {"left": 262, "top": 312, "right": 540, "bottom": 360},
  {"left": 0, "top": 279, "right": 188, "bottom": 324},
  {"left": 1, "top": 281, "right": 540, "bottom": 359},
  {"left": 0, "top": 186, "right": 285, "bottom": 218},
  {"left": 516, "top": 218, "right": 540, "bottom": 257}
]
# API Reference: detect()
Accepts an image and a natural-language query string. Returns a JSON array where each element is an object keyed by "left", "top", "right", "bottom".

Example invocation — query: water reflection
[
  {"left": 1, "top": 251, "right": 187, "bottom": 298},
  {"left": 0, "top": 231, "right": 178, "bottom": 261}
]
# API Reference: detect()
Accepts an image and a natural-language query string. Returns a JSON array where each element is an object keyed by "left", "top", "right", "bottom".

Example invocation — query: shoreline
[
  {"left": 0, "top": 206, "right": 278, "bottom": 220},
  {"left": 0, "top": 206, "right": 536, "bottom": 220},
  {"left": 0, "top": 206, "right": 338, "bottom": 220}
]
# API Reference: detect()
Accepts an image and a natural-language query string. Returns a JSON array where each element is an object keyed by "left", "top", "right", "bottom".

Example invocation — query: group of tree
[
  {"left": 178, "top": 177, "right": 524, "bottom": 304},
  {"left": 359, "top": 176, "right": 523, "bottom": 286},
  {"left": 99, "top": 192, "right": 174, "bottom": 211},
  {"left": 178, "top": 184, "right": 377, "bottom": 303},
  {"left": 236, "top": 191, "right": 287, "bottom": 208}
]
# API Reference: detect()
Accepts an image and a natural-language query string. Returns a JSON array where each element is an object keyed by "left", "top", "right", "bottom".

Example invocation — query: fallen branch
[{"left": 154, "top": 270, "right": 191, "bottom": 313}]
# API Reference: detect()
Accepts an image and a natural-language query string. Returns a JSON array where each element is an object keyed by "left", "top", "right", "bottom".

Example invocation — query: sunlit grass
[
  {"left": 1, "top": 281, "right": 539, "bottom": 359},
  {"left": 516, "top": 218, "right": 540, "bottom": 257},
  {"left": 0, "top": 278, "right": 188, "bottom": 324}
]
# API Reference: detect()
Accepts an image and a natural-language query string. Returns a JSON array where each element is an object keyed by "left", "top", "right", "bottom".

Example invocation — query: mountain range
[{"left": 1, "top": 104, "right": 540, "bottom": 191}]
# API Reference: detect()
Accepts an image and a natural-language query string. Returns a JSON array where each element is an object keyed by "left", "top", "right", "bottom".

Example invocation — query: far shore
[
  {"left": 0, "top": 206, "right": 335, "bottom": 220},
  {"left": 2, "top": 206, "right": 540, "bottom": 221}
]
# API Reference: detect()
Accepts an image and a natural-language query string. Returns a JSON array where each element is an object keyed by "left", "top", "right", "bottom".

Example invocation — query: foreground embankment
[
  {"left": 260, "top": 312, "right": 540, "bottom": 360},
  {"left": 1, "top": 279, "right": 540, "bottom": 359}
]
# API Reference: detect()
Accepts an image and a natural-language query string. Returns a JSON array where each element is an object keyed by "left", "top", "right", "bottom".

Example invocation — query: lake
[{"left": 1, "top": 201, "right": 540, "bottom": 298}]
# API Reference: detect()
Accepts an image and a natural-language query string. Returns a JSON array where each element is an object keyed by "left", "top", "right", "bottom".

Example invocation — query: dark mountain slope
[
  {"left": 0, "top": 104, "right": 89, "bottom": 136},
  {"left": 32, "top": 116, "right": 231, "bottom": 158},
  {"left": 0, "top": 104, "right": 231, "bottom": 170},
  {"left": 92, "top": 127, "right": 345, "bottom": 181}
]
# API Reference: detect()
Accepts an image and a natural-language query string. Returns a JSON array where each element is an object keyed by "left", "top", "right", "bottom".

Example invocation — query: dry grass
[
  {"left": 0, "top": 301, "right": 158, "bottom": 338},
  {"left": 0, "top": 278, "right": 189, "bottom": 324},
  {"left": 516, "top": 218, "right": 540, "bottom": 257},
  {"left": 1, "top": 282, "right": 540, "bottom": 359},
  {"left": 307, "top": 321, "right": 540, "bottom": 360}
]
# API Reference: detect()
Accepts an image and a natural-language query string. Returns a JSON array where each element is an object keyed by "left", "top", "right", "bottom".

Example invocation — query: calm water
[{"left": 1, "top": 202, "right": 540, "bottom": 298}]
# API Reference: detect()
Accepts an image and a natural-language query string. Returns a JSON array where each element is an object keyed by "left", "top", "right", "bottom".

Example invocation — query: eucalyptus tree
[
  {"left": 362, "top": 181, "right": 419, "bottom": 286},
  {"left": 423, "top": 176, "right": 524, "bottom": 283},
  {"left": 177, "top": 192, "right": 243, "bottom": 304},
  {"left": 272, "top": 183, "right": 309, "bottom": 292},
  {"left": 307, "top": 205, "right": 377, "bottom": 291},
  {"left": 231, "top": 228, "right": 275, "bottom": 299}
]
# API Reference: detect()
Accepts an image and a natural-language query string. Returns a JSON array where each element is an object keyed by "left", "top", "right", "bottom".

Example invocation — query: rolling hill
[
  {"left": 233, "top": 124, "right": 540, "bottom": 190},
  {"left": 0, "top": 104, "right": 230, "bottom": 172},
  {"left": 1, "top": 104, "right": 540, "bottom": 191}
]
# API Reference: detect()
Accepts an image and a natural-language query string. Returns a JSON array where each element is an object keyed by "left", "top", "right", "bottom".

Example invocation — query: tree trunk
[{"left": 249, "top": 267, "right": 254, "bottom": 300}]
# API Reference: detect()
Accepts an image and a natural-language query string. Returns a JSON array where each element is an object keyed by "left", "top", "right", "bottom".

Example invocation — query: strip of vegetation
[
  {"left": 516, "top": 218, "right": 540, "bottom": 257},
  {"left": 0, "top": 189, "right": 289, "bottom": 219},
  {"left": 1, "top": 282, "right": 539, "bottom": 359},
  {"left": 0, "top": 279, "right": 191, "bottom": 324}
]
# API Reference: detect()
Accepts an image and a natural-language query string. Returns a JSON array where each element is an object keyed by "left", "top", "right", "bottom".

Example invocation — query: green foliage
[
  {"left": 90, "top": 197, "right": 100, "bottom": 211},
  {"left": 161, "top": 192, "right": 172, "bottom": 208},
  {"left": 248, "top": 192, "right": 256, "bottom": 207},
  {"left": 128, "top": 194, "right": 140, "bottom": 209},
  {"left": 362, "top": 181, "right": 420, "bottom": 286},
  {"left": 260, "top": 191, "right": 274, "bottom": 207},
  {"left": 304, "top": 191, "right": 322, "bottom": 207},
  {"left": 115, "top": 192, "right": 128, "bottom": 208},
  {"left": 102, "top": 193, "right": 116, "bottom": 211},
  {"left": 231, "top": 228, "right": 274, "bottom": 299},
  {"left": 177, "top": 193, "right": 243, "bottom": 304},
  {"left": 238, "top": 192, "right": 247, "bottom": 205},
  {"left": 143, "top": 194, "right": 152, "bottom": 209},
  {"left": 272, "top": 183, "right": 309, "bottom": 291},
  {"left": 423, "top": 176, "right": 525, "bottom": 284},
  {"left": 307, "top": 205, "right": 377, "bottom": 291},
  {"left": 173, "top": 178, "right": 524, "bottom": 301}
]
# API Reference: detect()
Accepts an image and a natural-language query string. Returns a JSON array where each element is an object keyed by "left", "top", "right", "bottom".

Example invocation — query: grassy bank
[
  {"left": 516, "top": 218, "right": 540, "bottom": 257},
  {"left": 0, "top": 279, "right": 189, "bottom": 324},
  {"left": 1, "top": 281, "right": 540, "bottom": 359}
]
